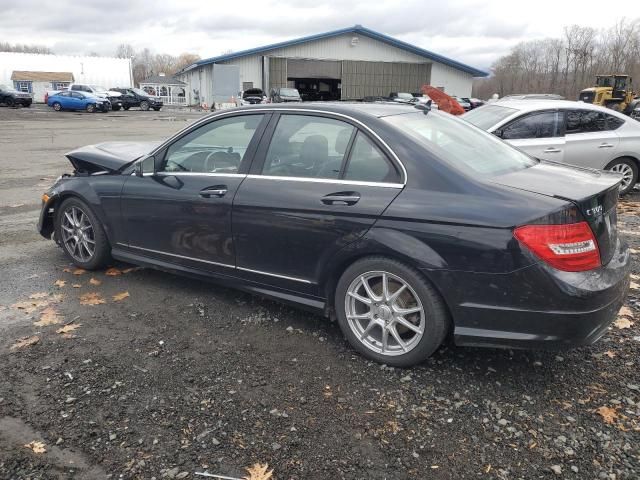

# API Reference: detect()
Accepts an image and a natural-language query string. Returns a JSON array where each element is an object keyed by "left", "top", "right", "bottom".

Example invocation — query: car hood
[{"left": 66, "top": 141, "right": 160, "bottom": 173}]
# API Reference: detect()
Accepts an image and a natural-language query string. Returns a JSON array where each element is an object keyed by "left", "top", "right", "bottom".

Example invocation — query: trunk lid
[
  {"left": 66, "top": 141, "right": 159, "bottom": 173},
  {"left": 491, "top": 161, "right": 622, "bottom": 265}
]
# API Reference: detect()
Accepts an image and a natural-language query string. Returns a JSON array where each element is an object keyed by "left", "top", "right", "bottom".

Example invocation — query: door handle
[
  {"left": 199, "top": 185, "right": 228, "bottom": 198},
  {"left": 598, "top": 143, "right": 614, "bottom": 148},
  {"left": 543, "top": 147, "right": 562, "bottom": 153},
  {"left": 321, "top": 192, "right": 361, "bottom": 206}
]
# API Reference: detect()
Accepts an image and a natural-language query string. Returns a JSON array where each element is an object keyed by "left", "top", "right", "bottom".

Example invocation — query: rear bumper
[{"left": 426, "top": 237, "right": 631, "bottom": 350}]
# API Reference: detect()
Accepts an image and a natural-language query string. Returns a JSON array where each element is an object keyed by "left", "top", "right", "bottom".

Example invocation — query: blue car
[{"left": 47, "top": 91, "right": 111, "bottom": 113}]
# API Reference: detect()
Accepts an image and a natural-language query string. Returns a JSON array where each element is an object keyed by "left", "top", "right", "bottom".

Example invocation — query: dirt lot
[{"left": 0, "top": 105, "right": 639, "bottom": 480}]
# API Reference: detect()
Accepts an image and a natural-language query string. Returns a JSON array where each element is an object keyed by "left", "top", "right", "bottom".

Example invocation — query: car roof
[
  {"left": 234, "top": 102, "right": 418, "bottom": 118},
  {"left": 492, "top": 99, "right": 627, "bottom": 117}
]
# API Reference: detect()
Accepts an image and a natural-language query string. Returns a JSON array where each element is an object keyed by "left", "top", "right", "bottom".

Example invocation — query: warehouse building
[
  {"left": 0, "top": 52, "right": 132, "bottom": 102},
  {"left": 176, "top": 25, "right": 487, "bottom": 105}
]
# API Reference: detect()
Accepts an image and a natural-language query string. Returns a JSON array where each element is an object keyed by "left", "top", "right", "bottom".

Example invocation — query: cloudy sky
[{"left": 1, "top": 0, "right": 637, "bottom": 69}]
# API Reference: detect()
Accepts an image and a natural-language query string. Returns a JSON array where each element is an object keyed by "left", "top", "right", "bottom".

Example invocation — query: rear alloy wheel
[
  {"left": 335, "top": 257, "right": 449, "bottom": 367},
  {"left": 52, "top": 102, "right": 62, "bottom": 111},
  {"left": 140, "top": 100, "right": 150, "bottom": 111},
  {"left": 607, "top": 158, "right": 638, "bottom": 195},
  {"left": 86, "top": 103, "right": 96, "bottom": 113},
  {"left": 55, "top": 198, "right": 111, "bottom": 270}
]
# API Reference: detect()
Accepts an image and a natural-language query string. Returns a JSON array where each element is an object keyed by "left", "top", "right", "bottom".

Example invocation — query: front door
[
  {"left": 232, "top": 113, "right": 404, "bottom": 292},
  {"left": 120, "top": 113, "right": 268, "bottom": 272},
  {"left": 501, "top": 110, "right": 565, "bottom": 162}
]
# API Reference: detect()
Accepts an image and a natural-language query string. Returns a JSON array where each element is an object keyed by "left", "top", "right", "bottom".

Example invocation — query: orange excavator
[{"left": 420, "top": 85, "right": 465, "bottom": 115}]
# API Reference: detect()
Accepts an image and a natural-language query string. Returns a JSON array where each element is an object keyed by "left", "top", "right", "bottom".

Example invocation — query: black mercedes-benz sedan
[{"left": 37, "top": 103, "right": 631, "bottom": 366}]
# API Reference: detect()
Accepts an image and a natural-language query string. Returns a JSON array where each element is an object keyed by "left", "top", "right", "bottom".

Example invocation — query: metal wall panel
[
  {"left": 268, "top": 57, "right": 287, "bottom": 91},
  {"left": 341, "top": 61, "right": 431, "bottom": 100},
  {"left": 287, "top": 59, "right": 341, "bottom": 79}
]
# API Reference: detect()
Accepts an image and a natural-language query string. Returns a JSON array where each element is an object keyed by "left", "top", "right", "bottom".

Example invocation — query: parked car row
[{"left": 43, "top": 84, "right": 163, "bottom": 113}]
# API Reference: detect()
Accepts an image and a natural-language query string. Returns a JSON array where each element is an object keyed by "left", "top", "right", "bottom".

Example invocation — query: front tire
[
  {"left": 153, "top": 107, "right": 161, "bottom": 111},
  {"left": 6, "top": 98, "right": 15, "bottom": 107},
  {"left": 54, "top": 198, "right": 111, "bottom": 270},
  {"left": 335, "top": 257, "right": 449, "bottom": 367},
  {"left": 86, "top": 103, "right": 96, "bottom": 113},
  {"left": 52, "top": 102, "right": 62, "bottom": 111},
  {"left": 140, "top": 100, "right": 150, "bottom": 111},
  {"left": 607, "top": 158, "right": 638, "bottom": 195}
]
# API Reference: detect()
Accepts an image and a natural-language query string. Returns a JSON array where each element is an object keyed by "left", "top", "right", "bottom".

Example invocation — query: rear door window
[
  {"left": 565, "top": 110, "right": 607, "bottom": 134},
  {"left": 501, "top": 112, "right": 560, "bottom": 139},
  {"left": 261, "top": 115, "right": 354, "bottom": 179},
  {"left": 343, "top": 132, "right": 400, "bottom": 183}
]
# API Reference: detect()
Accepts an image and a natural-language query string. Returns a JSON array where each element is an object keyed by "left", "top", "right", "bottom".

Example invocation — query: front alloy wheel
[
  {"left": 55, "top": 198, "right": 110, "bottom": 269},
  {"left": 60, "top": 205, "right": 96, "bottom": 263},
  {"left": 336, "top": 257, "right": 449, "bottom": 367}
]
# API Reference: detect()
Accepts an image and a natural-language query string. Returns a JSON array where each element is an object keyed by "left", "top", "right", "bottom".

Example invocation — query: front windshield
[
  {"left": 462, "top": 104, "right": 518, "bottom": 130},
  {"left": 132, "top": 88, "right": 148, "bottom": 96},
  {"left": 280, "top": 88, "right": 299, "bottom": 97},
  {"left": 383, "top": 111, "right": 537, "bottom": 176}
]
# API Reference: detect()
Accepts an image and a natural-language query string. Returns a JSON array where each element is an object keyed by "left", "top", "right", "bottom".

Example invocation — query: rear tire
[
  {"left": 54, "top": 197, "right": 111, "bottom": 270},
  {"left": 112, "top": 105, "right": 121, "bottom": 111},
  {"left": 153, "top": 107, "right": 161, "bottom": 111},
  {"left": 335, "top": 256, "right": 449, "bottom": 367},
  {"left": 123, "top": 106, "right": 130, "bottom": 111},
  {"left": 606, "top": 157, "right": 638, "bottom": 195}
]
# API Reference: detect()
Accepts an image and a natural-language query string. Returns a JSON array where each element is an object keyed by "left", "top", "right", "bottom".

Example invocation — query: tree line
[
  {"left": 114, "top": 44, "right": 200, "bottom": 86},
  {"left": 0, "top": 41, "right": 200, "bottom": 87},
  {"left": 472, "top": 18, "right": 640, "bottom": 100}
]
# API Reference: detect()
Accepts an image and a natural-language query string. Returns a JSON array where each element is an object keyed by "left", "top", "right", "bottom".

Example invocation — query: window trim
[
  {"left": 150, "top": 108, "right": 407, "bottom": 185},
  {"left": 500, "top": 109, "right": 562, "bottom": 140}
]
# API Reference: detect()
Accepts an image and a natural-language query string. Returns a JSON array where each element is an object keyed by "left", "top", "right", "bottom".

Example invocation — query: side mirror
[{"left": 135, "top": 155, "right": 155, "bottom": 176}]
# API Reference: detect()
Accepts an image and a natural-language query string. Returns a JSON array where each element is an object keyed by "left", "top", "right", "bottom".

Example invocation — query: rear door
[
  {"left": 232, "top": 112, "right": 404, "bottom": 291},
  {"left": 563, "top": 109, "right": 621, "bottom": 169},
  {"left": 501, "top": 110, "right": 565, "bottom": 162}
]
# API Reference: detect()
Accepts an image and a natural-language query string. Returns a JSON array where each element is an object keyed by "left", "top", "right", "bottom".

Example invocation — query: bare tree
[
  {"left": 0, "top": 42, "right": 52, "bottom": 54},
  {"left": 472, "top": 16, "right": 640, "bottom": 100}
]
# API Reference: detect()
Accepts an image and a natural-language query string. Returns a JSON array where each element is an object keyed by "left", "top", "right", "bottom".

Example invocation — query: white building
[
  {"left": 176, "top": 25, "right": 487, "bottom": 106},
  {"left": 0, "top": 52, "right": 132, "bottom": 102}
]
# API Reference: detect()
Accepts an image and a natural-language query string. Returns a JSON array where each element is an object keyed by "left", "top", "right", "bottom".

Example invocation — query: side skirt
[{"left": 111, "top": 247, "right": 327, "bottom": 314}]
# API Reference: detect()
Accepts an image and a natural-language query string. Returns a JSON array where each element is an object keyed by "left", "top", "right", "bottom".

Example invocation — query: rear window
[
  {"left": 383, "top": 111, "right": 537, "bottom": 176},
  {"left": 463, "top": 104, "right": 518, "bottom": 130}
]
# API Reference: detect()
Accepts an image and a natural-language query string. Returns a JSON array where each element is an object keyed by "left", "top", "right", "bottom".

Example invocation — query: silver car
[{"left": 463, "top": 100, "right": 640, "bottom": 194}]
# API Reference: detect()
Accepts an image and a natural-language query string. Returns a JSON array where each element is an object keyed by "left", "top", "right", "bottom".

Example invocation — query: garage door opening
[{"left": 290, "top": 78, "right": 341, "bottom": 101}]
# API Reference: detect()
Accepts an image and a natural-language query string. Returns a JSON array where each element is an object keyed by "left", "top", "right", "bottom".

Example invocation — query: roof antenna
[{"left": 414, "top": 100, "right": 432, "bottom": 115}]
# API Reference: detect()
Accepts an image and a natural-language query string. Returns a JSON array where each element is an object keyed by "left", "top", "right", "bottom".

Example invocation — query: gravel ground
[{"left": 0, "top": 106, "right": 639, "bottom": 479}]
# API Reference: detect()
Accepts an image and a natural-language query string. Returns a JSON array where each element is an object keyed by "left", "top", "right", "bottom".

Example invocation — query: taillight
[{"left": 514, "top": 222, "right": 600, "bottom": 272}]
